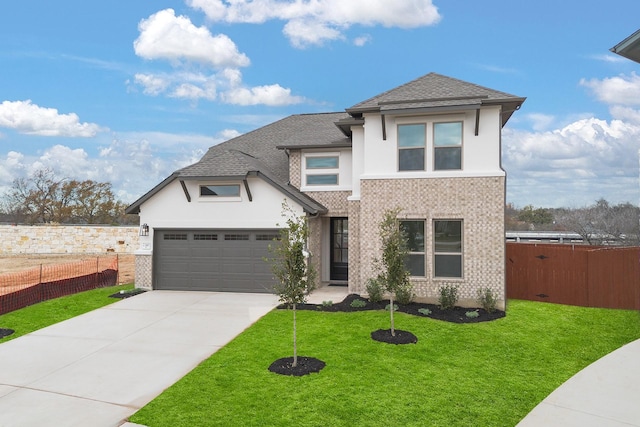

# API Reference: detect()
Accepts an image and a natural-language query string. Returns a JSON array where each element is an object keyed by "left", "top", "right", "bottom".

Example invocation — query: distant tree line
[
  {"left": 0, "top": 168, "right": 138, "bottom": 225},
  {"left": 507, "top": 198, "right": 639, "bottom": 246}
]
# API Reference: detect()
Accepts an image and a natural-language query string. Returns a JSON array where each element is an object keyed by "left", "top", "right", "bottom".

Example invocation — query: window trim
[
  {"left": 302, "top": 152, "right": 340, "bottom": 188},
  {"left": 198, "top": 183, "right": 242, "bottom": 202},
  {"left": 433, "top": 121, "right": 463, "bottom": 171},
  {"left": 400, "top": 219, "right": 426, "bottom": 277},
  {"left": 433, "top": 219, "right": 463, "bottom": 279},
  {"left": 397, "top": 123, "right": 426, "bottom": 172}
]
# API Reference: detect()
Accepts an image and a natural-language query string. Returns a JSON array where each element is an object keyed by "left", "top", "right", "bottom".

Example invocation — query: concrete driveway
[{"left": 0, "top": 291, "right": 278, "bottom": 427}]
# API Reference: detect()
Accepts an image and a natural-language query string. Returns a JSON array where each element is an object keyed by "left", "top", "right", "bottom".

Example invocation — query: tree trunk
[
  {"left": 390, "top": 294, "right": 395, "bottom": 336},
  {"left": 292, "top": 303, "right": 297, "bottom": 367}
]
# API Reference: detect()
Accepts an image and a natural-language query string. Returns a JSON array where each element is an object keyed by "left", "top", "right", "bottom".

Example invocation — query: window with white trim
[
  {"left": 200, "top": 184, "right": 241, "bottom": 197},
  {"left": 434, "top": 122, "right": 462, "bottom": 170},
  {"left": 433, "top": 220, "right": 463, "bottom": 278},
  {"left": 400, "top": 220, "right": 425, "bottom": 276},
  {"left": 398, "top": 124, "right": 426, "bottom": 171},
  {"left": 304, "top": 154, "right": 339, "bottom": 186}
]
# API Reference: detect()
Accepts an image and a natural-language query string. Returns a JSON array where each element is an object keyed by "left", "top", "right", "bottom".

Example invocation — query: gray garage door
[{"left": 154, "top": 229, "right": 280, "bottom": 292}]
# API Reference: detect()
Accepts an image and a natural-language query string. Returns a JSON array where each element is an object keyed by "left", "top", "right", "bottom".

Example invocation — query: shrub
[
  {"left": 438, "top": 284, "right": 459, "bottom": 310},
  {"left": 366, "top": 277, "right": 384, "bottom": 303},
  {"left": 477, "top": 287, "right": 498, "bottom": 313},
  {"left": 385, "top": 303, "right": 399, "bottom": 312},
  {"left": 465, "top": 310, "right": 479, "bottom": 318},
  {"left": 321, "top": 300, "right": 333, "bottom": 307},
  {"left": 350, "top": 299, "right": 367, "bottom": 308},
  {"left": 418, "top": 308, "right": 432, "bottom": 316},
  {"left": 395, "top": 281, "right": 415, "bottom": 305}
]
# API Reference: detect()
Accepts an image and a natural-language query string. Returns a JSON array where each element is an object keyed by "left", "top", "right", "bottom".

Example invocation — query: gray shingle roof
[
  {"left": 126, "top": 73, "right": 525, "bottom": 215},
  {"left": 126, "top": 112, "right": 349, "bottom": 215},
  {"left": 347, "top": 72, "right": 525, "bottom": 126}
]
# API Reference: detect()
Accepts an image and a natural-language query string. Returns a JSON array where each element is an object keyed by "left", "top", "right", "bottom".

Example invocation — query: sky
[{"left": 1, "top": 0, "right": 639, "bottom": 210}]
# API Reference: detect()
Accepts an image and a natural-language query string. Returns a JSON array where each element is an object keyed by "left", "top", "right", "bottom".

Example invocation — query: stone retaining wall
[{"left": 0, "top": 225, "right": 139, "bottom": 254}]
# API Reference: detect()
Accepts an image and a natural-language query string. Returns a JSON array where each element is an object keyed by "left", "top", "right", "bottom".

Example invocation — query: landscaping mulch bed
[
  {"left": 268, "top": 356, "right": 326, "bottom": 376},
  {"left": 371, "top": 329, "right": 418, "bottom": 344},
  {"left": 278, "top": 293, "right": 506, "bottom": 324},
  {"left": 0, "top": 328, "right": 15, "bottom": 339},
  {"left": 109, "top": 288, "right": 147, "bottom": 299}
]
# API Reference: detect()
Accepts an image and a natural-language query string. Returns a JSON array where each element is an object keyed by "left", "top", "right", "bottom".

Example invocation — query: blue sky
[{"left": 1, "top": 0, "right": 639, "bottom": 209}]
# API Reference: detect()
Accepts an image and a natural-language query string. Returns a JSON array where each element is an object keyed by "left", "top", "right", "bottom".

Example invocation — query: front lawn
[
  {"left": 0, "top": 283, "right": 134, "bottom": 342},
  {"left": 130, "top": 299, "right": 640, "bottom": 427}
]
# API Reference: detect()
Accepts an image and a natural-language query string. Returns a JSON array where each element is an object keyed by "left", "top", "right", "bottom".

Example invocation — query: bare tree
[
  {"left": 2, "top": 168, "right": 135, "bottom": 225},
  {"left": 555, "top": 199, "right": 640, "bottom": 246}
]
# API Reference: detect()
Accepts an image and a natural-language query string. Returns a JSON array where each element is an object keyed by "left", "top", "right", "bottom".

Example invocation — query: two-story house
[{"left": 126, "top": 73, "right": 525, "bottom": 310}]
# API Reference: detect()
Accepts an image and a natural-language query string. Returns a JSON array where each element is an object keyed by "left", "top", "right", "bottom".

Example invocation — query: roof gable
[{"left": 347, "top": 72, "right": 525, "bottom": 126}]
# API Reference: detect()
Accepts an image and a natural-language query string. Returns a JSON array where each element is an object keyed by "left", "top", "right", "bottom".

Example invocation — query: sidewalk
[{"left": 516, "top": 338, "right": 640, "bottom": 426}]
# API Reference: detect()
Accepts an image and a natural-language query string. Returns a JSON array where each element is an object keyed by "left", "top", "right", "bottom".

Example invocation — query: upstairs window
[
  {"left": 305, "top": 155, "right": 339, "bottom": 186},
  {"left": 200, "top": 184, "right": 240, "bottom": 197},
  {"left": 434, "top": 122, "right": 462, "bottom": 170},
  {"left": 398, "top": 124, "right": 426, "bottom": 171}
]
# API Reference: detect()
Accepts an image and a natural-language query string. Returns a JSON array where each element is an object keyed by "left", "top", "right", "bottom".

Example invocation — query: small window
[
  {"left": 400, "top": 220, "right": 425, "bottom": 276},
  {"left": 164, "top": 233, "right": 187, "bottom": 240},
  {"left": 256, "top": 234, "right": 281, "bottom": 241},
  {"left": 200, "top": 185, "right": 240, "bottom": 197},
  {"left": 306, "top": 156, "right": 339, "bottom": 169},
  {"left": 224, "top": 234, "right": 249, "bottom": 241},
  {"left": 194, "top": 234, "right": 217, "bottom": 240},
  {"left": 306, "top": 174, "right": 338, "bottom": 185},
  {"left": 434, "top": 122, "right": 462, "bottom": 170},
  {"left": 398, "top": 124, "right": 425, "bottom": 171},
  {"left": 434, "top": 220, "right": 463, "bottom": 278}
]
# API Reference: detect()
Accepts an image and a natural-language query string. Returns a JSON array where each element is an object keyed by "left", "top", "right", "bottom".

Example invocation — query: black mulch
[
  {"left": 371, "top": 329, "right": 418, "bottom": 344},
  {"left": 268, "top": 356, "right": 326, "bottom": 376},
  {"left": 109, "top": 288, "right": 147, "bottom": 299},
  {"left": 278, "top": 293, "right": 505, "bottom": 324},
  {"left": 0, "top": 328, "right": 15, "bottom": 339}
]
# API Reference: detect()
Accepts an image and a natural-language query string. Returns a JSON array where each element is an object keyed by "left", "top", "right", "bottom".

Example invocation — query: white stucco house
[{"left": 126, "top": 72, "right": 525, "bottom": 309}]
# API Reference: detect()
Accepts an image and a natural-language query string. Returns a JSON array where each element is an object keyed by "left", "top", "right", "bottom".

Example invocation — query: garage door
[{"left": 154, "top": 229, "right": 280, "bottom": 292}]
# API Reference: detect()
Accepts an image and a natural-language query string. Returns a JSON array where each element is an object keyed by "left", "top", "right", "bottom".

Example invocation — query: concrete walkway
[
  {"left": 0, "top": 291, "right": 279, "bottom": 427},
  {"left": 516, "top": 338, "right": 640, "bottom": 426}
]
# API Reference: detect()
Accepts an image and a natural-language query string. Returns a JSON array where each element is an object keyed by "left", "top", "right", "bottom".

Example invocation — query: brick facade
[{"left": 355, "top": 177, "right": 506, "bottom": 308}]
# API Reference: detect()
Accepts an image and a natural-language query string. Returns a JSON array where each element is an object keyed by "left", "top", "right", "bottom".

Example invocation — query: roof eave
[
  {"left": 610, "top": 29, "right": 640, "bottom": 63},
  {"left": 276, "top": 142, "right": 353, "bottom": 150},
  {"left": 125, "top": 172, "right": 180, "bottom": 215}
]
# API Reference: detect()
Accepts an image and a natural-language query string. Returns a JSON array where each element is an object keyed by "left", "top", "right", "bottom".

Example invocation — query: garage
[{"left": 154, "top": 229, "right": 280, "bottom": 293}]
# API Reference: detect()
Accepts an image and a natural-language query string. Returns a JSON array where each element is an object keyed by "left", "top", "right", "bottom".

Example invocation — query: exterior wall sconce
[{"left": 139, "top": 223, "right": 149, "bottom": 236}]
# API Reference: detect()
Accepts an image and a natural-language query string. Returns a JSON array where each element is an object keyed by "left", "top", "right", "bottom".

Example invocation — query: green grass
[
  {"left": 131, "top": 300, "right": 640, "bottom": 427},
  {"left": 0, "top": 283, "right": 134, "bottom": 342}
]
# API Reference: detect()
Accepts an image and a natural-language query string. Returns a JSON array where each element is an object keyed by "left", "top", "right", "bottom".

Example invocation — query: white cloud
[
  {"left": 0, "top": 100, "right": 105, "bottom": 137},
  {"left": 133, "top": 74, "right": 170, "bottom": 95},
  {"left": 187, "top": 0, "right": 441, "bottom": 48},
  {"left": 525, "top": 113, "right": 556, "bottom": 132},
  {"left": 134, "top": 8, "right": 250, "bottom": 68},
  {"left": 580, "top": 72, "right": 640, "bottom": 106},
  {"left": 503, "top": 117, "right": 640, "bottom": 207},
  {"left": 353, "top": 34, "right": 372, "bottom": 47},
  {"left": 0, "top": 131, "right": 225, "bottom": 204},
  {"left": 221, "top": 83, "right": 304, "bottom": 106},
  {"left": 131, "top": 10, "right": 303, "bottom": 106}
]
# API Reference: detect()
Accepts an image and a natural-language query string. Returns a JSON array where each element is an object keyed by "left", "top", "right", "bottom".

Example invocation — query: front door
[{"left": 330, "top": 218, "right": 348, "bottom": 281}]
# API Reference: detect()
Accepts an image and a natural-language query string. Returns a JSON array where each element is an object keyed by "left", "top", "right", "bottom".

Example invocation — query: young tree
[
  {"left": 375, "top": 208, "right": 411, "bottom": 337},
  {"left": 267, "top": 201, "right": 317, "bottom": 367}
]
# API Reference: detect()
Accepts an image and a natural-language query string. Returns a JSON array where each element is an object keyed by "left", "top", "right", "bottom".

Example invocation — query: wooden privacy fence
[
  {"left": 0, "top": 256, "right": 119, "bottom": 315},
  {"left": 506, "top": 243, "right": 640, "bottom": 310}
]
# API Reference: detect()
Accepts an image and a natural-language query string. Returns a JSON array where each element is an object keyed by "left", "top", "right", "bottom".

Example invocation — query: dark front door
[{"left": 330, "top": 218, "right": 348, "bottom": 281}]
